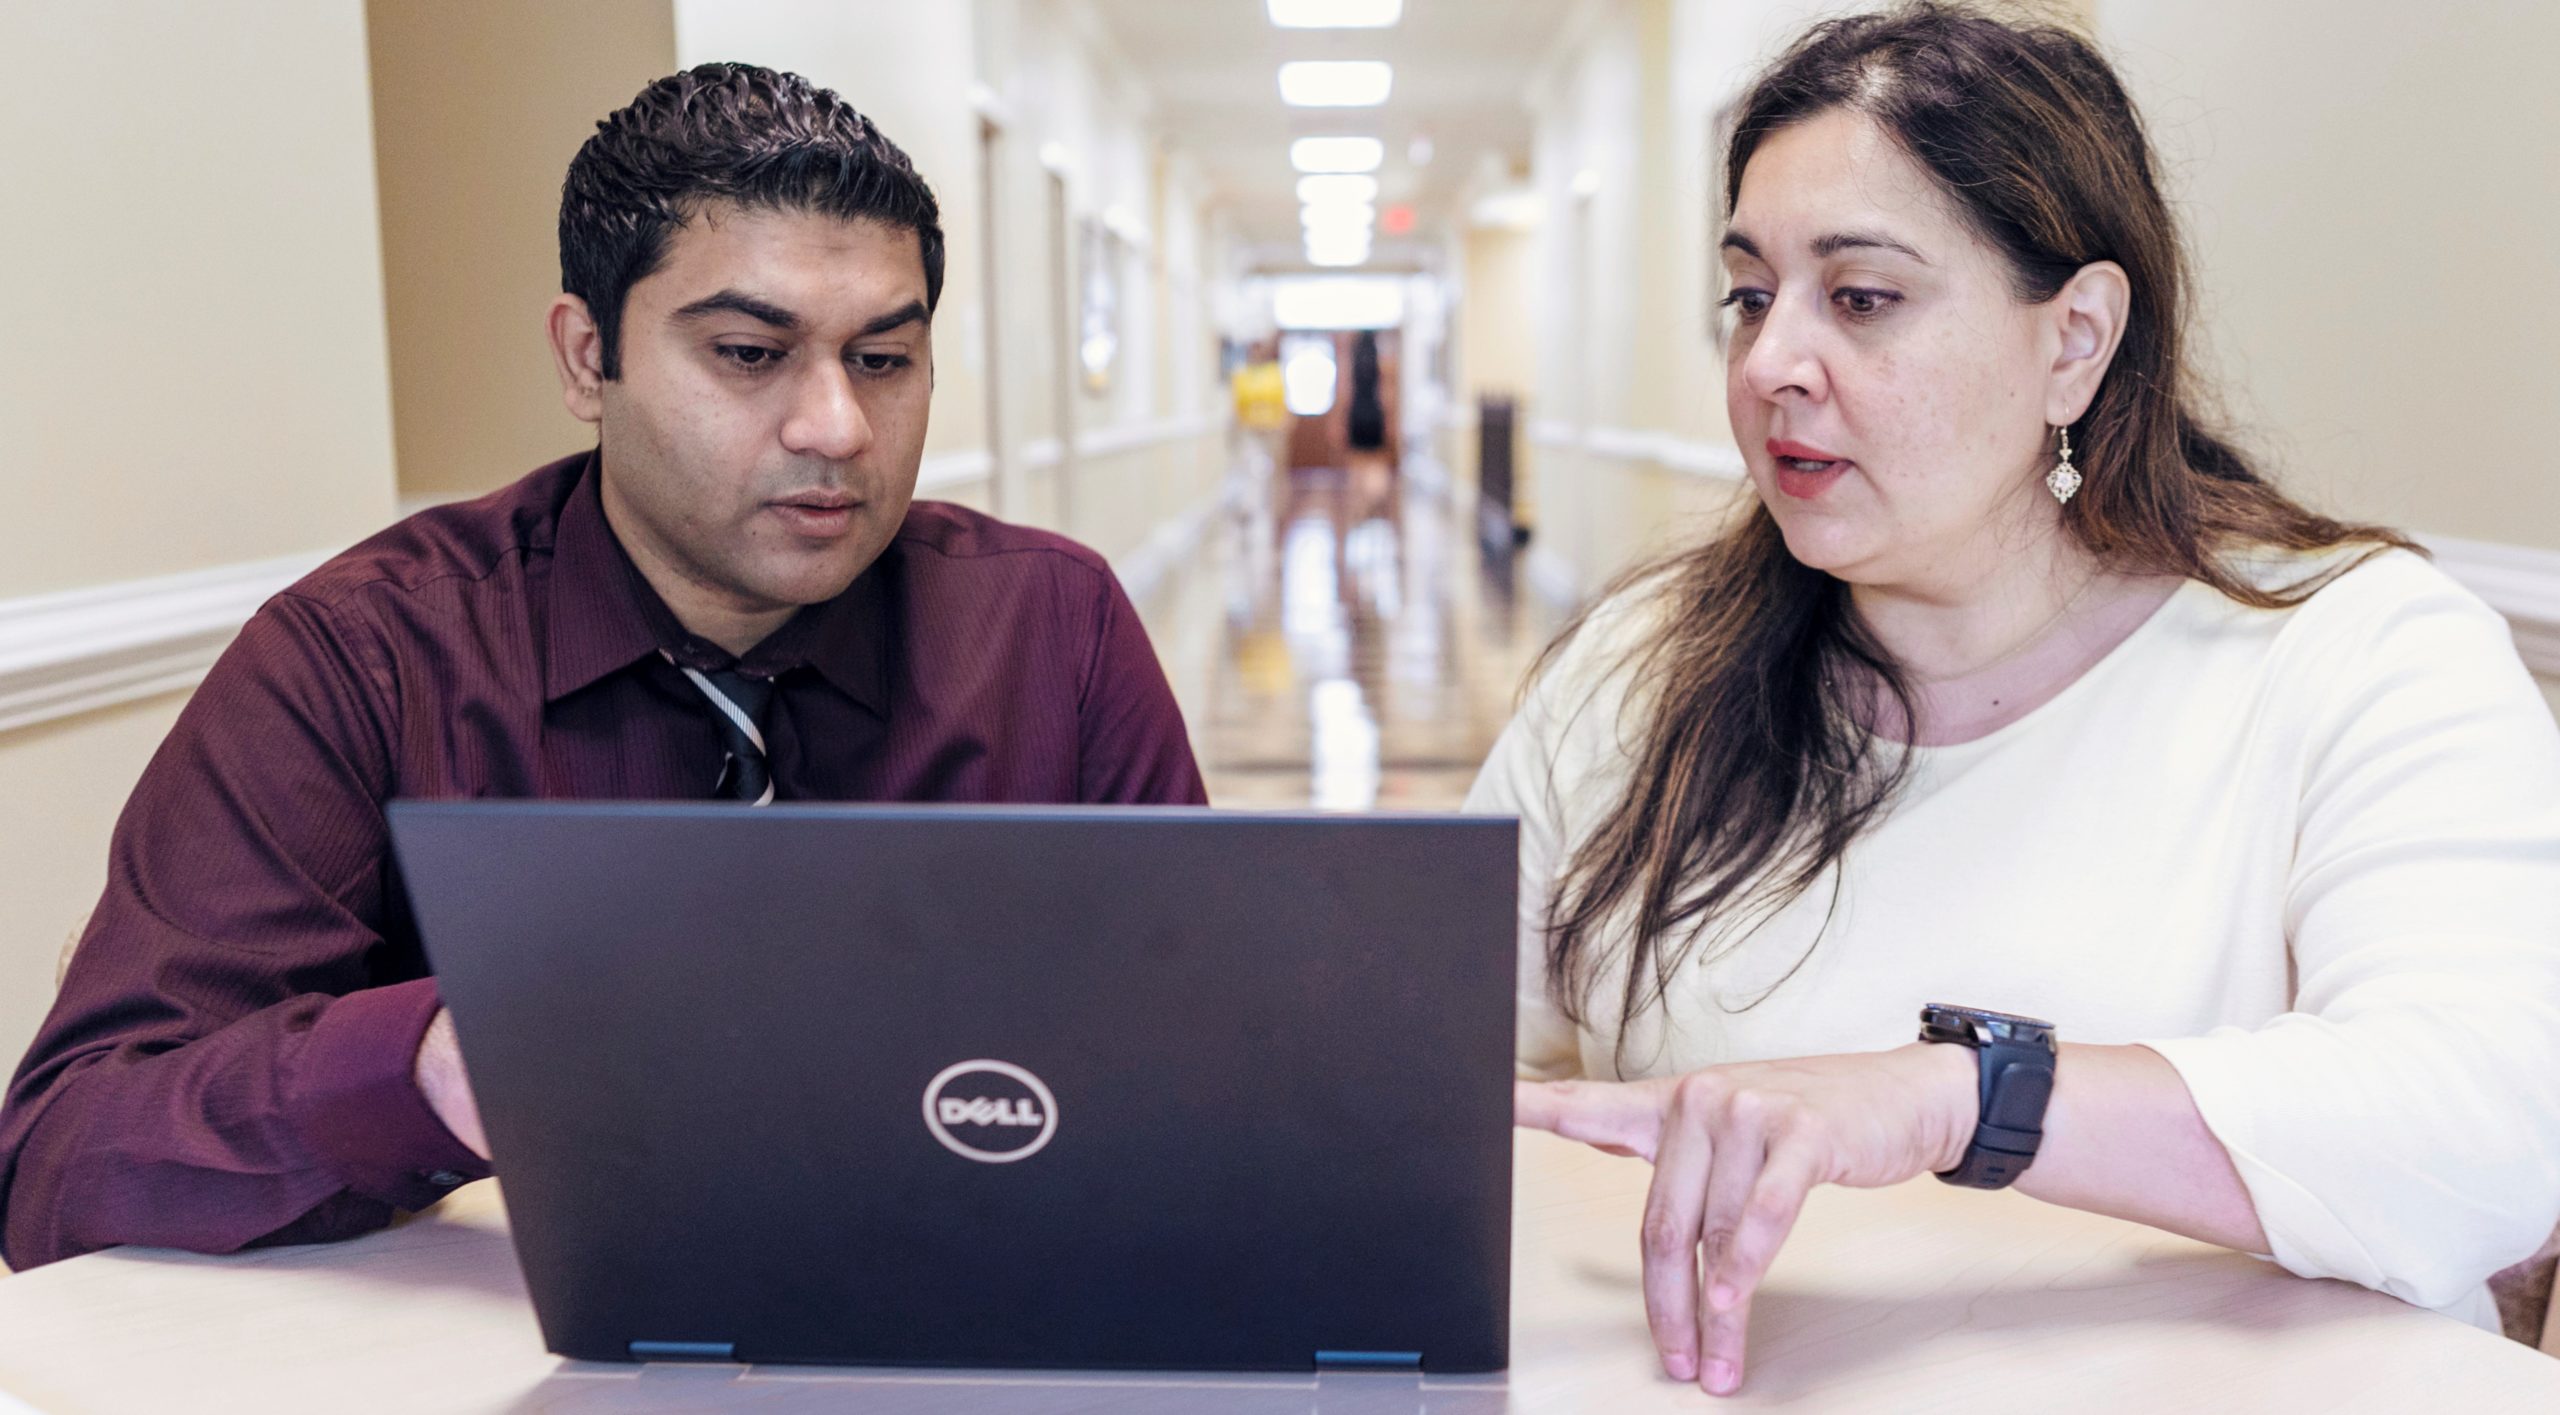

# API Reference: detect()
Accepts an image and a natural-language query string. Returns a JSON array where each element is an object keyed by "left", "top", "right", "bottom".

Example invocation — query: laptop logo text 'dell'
[{"left": 921, "top": 1059, "right": 1060, "bottom": 1163}]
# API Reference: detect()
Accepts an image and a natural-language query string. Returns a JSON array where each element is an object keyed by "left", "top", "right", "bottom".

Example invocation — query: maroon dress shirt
[{"left": 0, "top": 452, "right": 1206, "bottom": 1268}]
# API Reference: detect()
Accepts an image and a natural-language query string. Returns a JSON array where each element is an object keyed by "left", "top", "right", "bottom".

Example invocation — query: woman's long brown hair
[{"left": 1539, "top": 3, "right": 2416, "bottom": 1056}]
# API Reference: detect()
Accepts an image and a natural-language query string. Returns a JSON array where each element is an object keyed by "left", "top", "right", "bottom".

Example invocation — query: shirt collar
[{"left": 542, "top": 453, "right": 893, "bottom": 717}]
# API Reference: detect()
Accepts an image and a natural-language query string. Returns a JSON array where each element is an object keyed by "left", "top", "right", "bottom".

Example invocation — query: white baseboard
[
  {"left": 8, "top": 493, "right": 2550, "bottom": 742},
  {"left": 1525, "top": 545, "right": 1584, "bottom": 612},
  {"left": 1531, "top": 426, "right": 2558, "bottom": 677},
  {"left": 916, "top": 447, "right": 996, "bottom": 493},
  {"left": 1004, "top": 417, "right": 1219, "bottom": 477},
  {"left": 1112, "top": 481, "right": 1242, "bottom": 607},
  {"left": 1073, "top": 414, "right": 1222, "bottom": 461},
  {"left": 1525, "top": 531, "right": 2560, "bottom": 681},
  {"left": 1527, "top": 422, "right": 1748, "bottom": 484},
  {"left": 0, "top": 552, "right": 329, "bottom": 736}
]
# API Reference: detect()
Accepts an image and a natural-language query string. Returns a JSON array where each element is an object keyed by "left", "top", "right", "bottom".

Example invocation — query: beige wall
[
  {"left": 0, "top": 697, "right": 188, "bottom": 1067},
  {"left": 675, "top": 0, "right": 993, "bottom": 473},
  {"left": 975, "top": 0, "right": 1225, "bottom": 522},
  {"left": 2099, "top": 0, "right": 2560, "bottom": 551},
  {"left": 368, "top": 0, "right": 677, "bottom": 503},
  {"left": 671, "top": 0, "right": 1245, "bottom": 550},
  {"left": 0, "top": 3, "right": 407, "bottom": 1065},
  {"left": 0, "top": 2, "right": 399, "bottom": 599},
  {"left": 1521, "top": 0, "right": 2560, "bottom": 654}
]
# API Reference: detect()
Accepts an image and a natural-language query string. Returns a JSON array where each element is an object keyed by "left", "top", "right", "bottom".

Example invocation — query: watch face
[{"left": 1920, "top": 1004, "right": 2057, "bottom": 1047}]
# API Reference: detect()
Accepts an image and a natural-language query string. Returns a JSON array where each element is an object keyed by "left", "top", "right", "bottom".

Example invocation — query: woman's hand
[{"left": 1515, "top": 1044, "right": 1978, "bottom": 1396}]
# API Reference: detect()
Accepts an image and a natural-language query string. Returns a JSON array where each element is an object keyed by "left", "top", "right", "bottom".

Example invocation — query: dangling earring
[{"left": 2046, "top": 425, "right": 2082, "bottom": 505}]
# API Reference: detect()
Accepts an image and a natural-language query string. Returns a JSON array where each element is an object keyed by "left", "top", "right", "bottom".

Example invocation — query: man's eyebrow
[
  {"left": 669, "top": 290, "right": 801, "bottom": 330},
  {"left": 856, "top": 301, "right": 930, "bottom": 338}
]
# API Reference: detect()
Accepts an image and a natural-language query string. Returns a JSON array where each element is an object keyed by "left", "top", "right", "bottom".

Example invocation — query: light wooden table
[{"left": 0, "top": 1130, "right": 2552, "bottom": 1413}]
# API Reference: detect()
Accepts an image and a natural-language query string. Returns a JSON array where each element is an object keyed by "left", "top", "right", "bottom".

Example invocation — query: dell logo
[
  {"left": 938, "top": 1096, "right": 1044, "bottom": 1127},
  {"left": 922, "top": 1059, "right": 1059, "bottom": 1163}
]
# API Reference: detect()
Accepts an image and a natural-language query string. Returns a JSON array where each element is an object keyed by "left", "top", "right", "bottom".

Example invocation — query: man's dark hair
[{"left": 560, "top": 63, "right": 945, "bottom": 379}]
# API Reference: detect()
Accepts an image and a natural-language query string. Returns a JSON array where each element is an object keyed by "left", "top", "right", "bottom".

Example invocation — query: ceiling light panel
[
  {"left": 1278, "top": 61, "right": 1393, "bottom": 108},
  {"left": 1305, "top": 230, "right": 1374, "bottom": 263},
  {"left": 1297, "top": 174, "right": 1380, "bottom": 205},
  {"left": 1267, "top": 0, "right": 1403, "bottom": 28},
  {"left": 1291, "top": 137, "right": 1385, "bottom": 174}
]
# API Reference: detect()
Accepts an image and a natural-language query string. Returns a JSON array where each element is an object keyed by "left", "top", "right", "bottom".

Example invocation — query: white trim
[
  {"left": 1526, "top": 418, "right": 1577, "bottom": 449},
  {"left": 915, "top": 447, "right": 996, "bottom": 493},
  {"left": 1582, "top": 426, "right": 1748, "bottom": 482},
  {"left": 0, "top": 551, "right": 329, "bottom": 735},
  {"left": 1109, "top": 491, "right": 1226, "bottom": 607},
  {"left": 396, "top": 490, "right": 470, "bottom": 519},
  {"left": 1074, "top": 414, "right": 1221, "bottom": 461},
  {"left": 1525, "top": 545, "right": 1584, "bottom": 611},
  {"left": 2426, "top": 534, "right": 2560, "bottom": 676},
  {"left": 1581, "top": 424, "right": 1657, "bottom": 462},
  {"left": 1007, "top": 420, "right": 1214, "bottom": 473},
  {"left": 967, "top": 81, "right": 1010, "bottom": 129},
  {"left": 1652, "top": 438, "right": 1748, "bottom": 482}
]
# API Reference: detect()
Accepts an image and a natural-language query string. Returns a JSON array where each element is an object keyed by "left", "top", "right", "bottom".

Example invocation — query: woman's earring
[{"left": 2046, "top": 425, "right": 2082, "bottom": 506}]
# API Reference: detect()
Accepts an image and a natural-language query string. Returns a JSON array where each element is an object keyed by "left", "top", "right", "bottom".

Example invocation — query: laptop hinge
[
  {"left": 1314, "top": 1350, "right": 1423, "bottom": 1370},
  {"left": 627, "top": 1340, "right": 736, "bottom": 1362}
]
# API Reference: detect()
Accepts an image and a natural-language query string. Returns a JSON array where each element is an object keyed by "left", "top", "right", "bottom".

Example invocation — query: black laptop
[{"left": 387, "top": 802, "right": 1516, "bottom": 1375}]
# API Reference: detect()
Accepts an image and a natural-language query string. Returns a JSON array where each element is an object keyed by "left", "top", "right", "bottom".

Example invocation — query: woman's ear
[{"left": 2046, "top": 260, "right": 2130, "bottom": 427}]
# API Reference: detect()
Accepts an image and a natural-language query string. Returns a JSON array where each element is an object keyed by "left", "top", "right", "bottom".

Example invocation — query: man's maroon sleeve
[
  {"left": 1074, "top": 571, "right": 1210, "bottom": 807},
  {"left": 0, "top": 593, "right": 487, "bottom": 1269}
]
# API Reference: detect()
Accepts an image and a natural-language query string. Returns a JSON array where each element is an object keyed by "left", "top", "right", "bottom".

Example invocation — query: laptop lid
[{"left": 388, "top": 802, "right": 1516, "bottom": 1374}]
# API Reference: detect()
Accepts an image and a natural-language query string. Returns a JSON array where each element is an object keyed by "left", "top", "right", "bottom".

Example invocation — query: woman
[{"left": 1469, "top": 3, "right": 2560, "bottom": 1396}]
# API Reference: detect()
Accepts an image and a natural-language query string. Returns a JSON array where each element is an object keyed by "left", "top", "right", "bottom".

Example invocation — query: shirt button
[{"left": 425, "top": 1169, "right": 466, "bottom": 1189}]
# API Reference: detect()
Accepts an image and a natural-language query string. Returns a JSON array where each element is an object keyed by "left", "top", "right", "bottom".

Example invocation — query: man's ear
[
  {"left": 547, "top": 294, "right": 608, "bottom": 424},
  {"left": 2044, "top": 260, "right": 2130, "bottom": 428}
]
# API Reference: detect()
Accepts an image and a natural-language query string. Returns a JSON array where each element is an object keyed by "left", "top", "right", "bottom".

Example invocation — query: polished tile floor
[{"left": 1133, "top": 447, "right": 1568, "bottom": 812}]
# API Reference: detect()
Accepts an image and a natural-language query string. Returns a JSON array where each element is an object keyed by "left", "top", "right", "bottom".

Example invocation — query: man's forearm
[{"left": 1, "top": 979, "right": 487, "bottom": 1267}]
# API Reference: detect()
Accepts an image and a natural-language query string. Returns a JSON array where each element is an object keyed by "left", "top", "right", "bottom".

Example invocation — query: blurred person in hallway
[
  {"left": 1342, "top": 329, "right": 1398, "bottom": 527},
  {"left": 1475, "top": 2, "right": 2560, "bottom": 1396},
  {"left": 0, "top": 63, "right": 1205, "bottom": 1271},
  {"left": 1230, "top": 334, "right": 1288, "bottom": 465}
]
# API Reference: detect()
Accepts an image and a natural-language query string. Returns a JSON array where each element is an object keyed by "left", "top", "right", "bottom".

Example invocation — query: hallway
[{"left": 1133, "top": 449, "right": 1569, "bottom": 813}]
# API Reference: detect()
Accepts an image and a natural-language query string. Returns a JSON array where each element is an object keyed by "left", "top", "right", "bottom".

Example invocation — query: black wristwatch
[{"left": 1917, "top": 1004, "right": 2057, "bottom": 1190}]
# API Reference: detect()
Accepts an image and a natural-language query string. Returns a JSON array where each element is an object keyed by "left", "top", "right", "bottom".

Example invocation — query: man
[{"left": 0, "top": 64, "right": 1205, "bottom": 1269}]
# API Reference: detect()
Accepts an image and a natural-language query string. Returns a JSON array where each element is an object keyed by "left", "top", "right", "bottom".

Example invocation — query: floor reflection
[{"left": 1140, "top": 448, "right": 1565, "bottom": 813}]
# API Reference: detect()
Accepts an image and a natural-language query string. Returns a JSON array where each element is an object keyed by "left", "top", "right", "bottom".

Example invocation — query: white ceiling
[{"left": 1083, "top": 0, "right": 1584, "bottom": 267}]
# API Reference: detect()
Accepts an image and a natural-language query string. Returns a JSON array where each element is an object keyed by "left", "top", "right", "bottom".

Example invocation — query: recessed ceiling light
[
  {"left": 1306, "top": 229, "right": 1374, "bottom": 264},
  {"left": 1267, "top": 0, "right": 1402, "bottom": 29},
  {"left": 1291, "top": 137, "right": 1385, "bottom": 174},
  {"left": 1279, "top": 61, "right": 1393, "bottom": 108},
  {"left": 1297, "top": 174, "right": 1380, "bottom": 206},
  {"left": 1302, "top": 201, "right": 1376, "bottom": 229}
]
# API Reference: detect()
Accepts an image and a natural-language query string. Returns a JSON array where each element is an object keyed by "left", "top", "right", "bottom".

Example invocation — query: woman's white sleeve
[
  {"left": 1464, "top": 659, "right": 1587, "bottom": 1082},
  {"left": 2143, "top": 563, "right": 2560, "bottom": 1313}
]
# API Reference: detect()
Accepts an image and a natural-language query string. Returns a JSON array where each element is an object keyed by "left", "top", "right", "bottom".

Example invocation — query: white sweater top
[{"left": 1465, "top": 549, "right": 2560, "bottom": 1328}]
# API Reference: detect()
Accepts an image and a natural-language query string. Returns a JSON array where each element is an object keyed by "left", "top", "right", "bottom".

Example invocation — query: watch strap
[{"left": 1938, "top": 1034, "right": 2055, "bottom": 1189}]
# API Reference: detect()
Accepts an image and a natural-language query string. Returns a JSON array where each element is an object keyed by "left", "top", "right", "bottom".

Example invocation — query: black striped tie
[{"left": 679, "top": 666, "right": 775, "bottom": 805}]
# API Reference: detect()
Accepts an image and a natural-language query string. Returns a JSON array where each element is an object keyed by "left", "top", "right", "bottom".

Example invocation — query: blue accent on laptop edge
[{"left": 628, "top": 1340, "right": 736, "bottom": 1361}]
